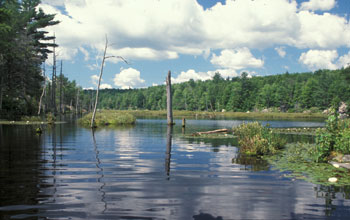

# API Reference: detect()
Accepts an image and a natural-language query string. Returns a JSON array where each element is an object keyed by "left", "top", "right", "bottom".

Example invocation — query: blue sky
[{"left": 39, "top": 0, "right": 350, "bottom": 89}]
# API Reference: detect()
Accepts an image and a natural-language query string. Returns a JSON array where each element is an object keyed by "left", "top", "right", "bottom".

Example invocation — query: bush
[
  {"left": 46, "top": 112, "right": 56, "bottom": 124},
  {"left": 315, "top": 108, "right": 350, "bottom": 162},
  {"left": 233, "top": 122, "right": 286, "bottom": 156}
]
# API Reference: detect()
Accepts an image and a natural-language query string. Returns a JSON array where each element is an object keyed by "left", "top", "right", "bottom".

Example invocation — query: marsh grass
[
  {"left": 78, "top": 110, "right": 136, "bottom": 126},
  {"left": 121, "top": 110, "right": 325, "bottom": 120}
]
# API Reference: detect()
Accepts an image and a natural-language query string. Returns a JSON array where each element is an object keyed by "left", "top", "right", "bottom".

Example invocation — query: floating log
[{"left": 193, "top": 128, "right": 228, "bottom": 136}]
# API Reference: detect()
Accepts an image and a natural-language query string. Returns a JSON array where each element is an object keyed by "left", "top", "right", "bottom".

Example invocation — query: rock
[
  {"left": 342, "top": 155, "right": 350, "bottom": 163},
  {"left": 328, "top": 177, "right": 338, "bottom": 183},
  {"left": 261, "top": 108, "right": 269, "bottom": 113},
  {"left": 221, "top": 109, "right": 226, "bottom": 112},
  {"left": 323, "top": 109, "right": 330, "bottom": 115}
]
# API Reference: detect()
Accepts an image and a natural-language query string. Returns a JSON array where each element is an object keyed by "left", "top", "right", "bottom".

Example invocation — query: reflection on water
[{"left": 1, "top": 118, "right": 350, "bottom": 219}]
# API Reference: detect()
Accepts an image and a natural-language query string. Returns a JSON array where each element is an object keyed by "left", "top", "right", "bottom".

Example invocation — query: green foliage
[
  {"left": 314, "top": 109, "right": 350, "bottom": 162},
  {"left": 21, "top": 115, "right": 42, "bottom": 122},
  {"left": 79, "top": 68, "right": 350, "bottom": 115},
  {"left": 78, "top": 110, "right": 136, "bottom": 126},
  {"left": 233, "top": 122, "right": 286, "bottom": 156},
  {"left": 0, "top": 0, "right": 58, "bottom": 118},
  {"left": 46, "top": 112, "right": 56, "bottom": 124}
]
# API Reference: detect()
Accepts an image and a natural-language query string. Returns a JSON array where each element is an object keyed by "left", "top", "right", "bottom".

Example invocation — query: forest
[
  {"left": 81, "top": 68, "right": 350, "bottom": 113},
  {"left": 1, "top": 1, "right": 350, "bottom": 119}
]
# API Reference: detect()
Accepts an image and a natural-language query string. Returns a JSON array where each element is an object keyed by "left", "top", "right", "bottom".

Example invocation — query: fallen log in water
[{"left": 193, "top": 128, "right": 228, "bottom": 136}]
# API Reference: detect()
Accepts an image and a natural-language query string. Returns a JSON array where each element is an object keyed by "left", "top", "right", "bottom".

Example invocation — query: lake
[{"left": 1, "top": 118, "right": 350, "bottom": 219}]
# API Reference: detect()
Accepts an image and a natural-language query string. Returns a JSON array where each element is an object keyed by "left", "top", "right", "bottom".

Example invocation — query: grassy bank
[
  {"left": 115, "top": 110, "right": 326, "bottom": 120},
  {"left": 78, "top": 110, "right": 136, "bottom": 126}
]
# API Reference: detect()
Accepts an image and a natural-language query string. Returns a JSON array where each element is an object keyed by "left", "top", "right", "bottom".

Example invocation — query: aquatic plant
[
  {"left": 268, "top": 143, "right": 350, "bottom": 186},
  {"left": 233, "top": 122, "right": 286, "bottom": 156},
  {"left": 78, "top": 110, "right": 136, "bottom": 126}
]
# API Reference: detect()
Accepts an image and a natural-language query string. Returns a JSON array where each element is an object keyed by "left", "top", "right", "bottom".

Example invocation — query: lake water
[{"left": 1, "top": 118, "right": 350, "bottom": 219}]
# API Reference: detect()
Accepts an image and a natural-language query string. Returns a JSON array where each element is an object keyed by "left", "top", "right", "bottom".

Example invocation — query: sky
[{"left": 38, "top": 0, "right": 350, "bottom": 90}]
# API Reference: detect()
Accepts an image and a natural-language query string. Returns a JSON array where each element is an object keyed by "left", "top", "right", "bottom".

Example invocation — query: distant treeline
[{"left": 81, "top": 68, "right": 350, "bottom": 113}]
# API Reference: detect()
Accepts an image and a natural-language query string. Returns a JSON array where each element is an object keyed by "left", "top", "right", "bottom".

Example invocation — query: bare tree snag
[
  {"left": 166, "top": 70, "right": 174, "bottom": 125},
  {"left": 91, "top": 35, "right": 128, "bottom": 128},
  {"left": 38, "top": 64, "right": 46, "bottom": 115}
]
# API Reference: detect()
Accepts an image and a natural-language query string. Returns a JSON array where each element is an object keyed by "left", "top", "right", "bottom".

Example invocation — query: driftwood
[{"left": 193, "top": 128, "right": 228, "bottom": 136}]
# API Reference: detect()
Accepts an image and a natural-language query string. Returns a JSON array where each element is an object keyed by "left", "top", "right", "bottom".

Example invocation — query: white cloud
[
  {"left": 83, "top": 87, "right": 94, "bottom": 90},
  {"left": 91, "top": 74, "right": 100, "bottom": 86},
  {"left": 275, "top": 47, "right": 286, "bottom": 58},
  {"left": 113, "top": 68, "right": 145, "bottom": 89},
  {"left": 100, "top": 83, "right": 112, "bottom": 89},
  {"left": 296, "top": 11, "right": 350, "bottom": 49},
  {"left": 39, "top": 0, "right": 350, "bottom": 64},
  {"left": 172, "top": 68, "right": 241, "bottom": 84},
  {"left": 172, "top": 69, "right": 212, "bottom": 84},
  {"left": 211, "top": 48, "right": 264, "bottom": 70},
  {"left": 300, "top": 0, "right": 336, "bottom": 11},
  {"left": 79, "top": 47, "right": 90, "bottom": 61},
  {"left": 299, "top": 49, "right": 338, "bottom": 70},
  {"left": 337, "top": 52, "right": 350, "bottom": 69}
]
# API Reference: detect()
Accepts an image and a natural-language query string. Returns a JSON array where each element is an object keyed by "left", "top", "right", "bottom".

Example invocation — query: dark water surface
[{"left": 1, "top": 118, "right": 350, "bottom": 220}]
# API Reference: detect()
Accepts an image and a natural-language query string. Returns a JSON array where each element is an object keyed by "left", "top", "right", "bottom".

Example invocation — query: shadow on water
[{"left": 193, "top": 213, "right": 223, "bottom": 220}]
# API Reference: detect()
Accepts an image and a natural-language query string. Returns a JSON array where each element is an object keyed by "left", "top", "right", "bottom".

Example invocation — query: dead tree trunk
[
  {"left": 0, "top": 75, "right": 4, "bottom": 111},
  {"left": 51, "top": 36, "right": 57, "bottom": 115},
  {"left": 76, "top": 88, "right": 80, "bottom": 114},
  {"left": 91, "top": 36, "right": 108, "bottom": 128},
  {"left": 91, "top": 35, "right": 128, "bottom": 128},
  {"left": 38, "top": 64, "right": 46, "bottom": 115},
  {"left": 59, "top": 60, "right": 63, "bottom": 114},
  {"left": 166, "top": 70, "right": 174, "bottom": 125}
]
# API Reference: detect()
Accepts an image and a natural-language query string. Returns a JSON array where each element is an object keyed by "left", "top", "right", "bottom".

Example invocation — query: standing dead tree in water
[
  {"left": 91, "top": 35, "right": 128, "bottom": 128},
  {"left": 38, "top": 64, "right": 47, "bottom": 115},
  {"left": 166, "top": 70, "right": 174, "bottom": 125}
]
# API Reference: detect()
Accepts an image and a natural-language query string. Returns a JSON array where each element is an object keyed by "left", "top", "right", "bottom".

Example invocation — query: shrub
[
  {"left": 46, "top": 112, "right": 56, "bottom": 124},
  {"left": 315, "top": 108, "right": 350, "bottom": 162},
  {"left": 233, "top": 122, "right": 286, "bottom": 156}
]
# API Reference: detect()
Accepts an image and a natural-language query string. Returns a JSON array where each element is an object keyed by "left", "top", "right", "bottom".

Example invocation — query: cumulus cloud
[
  {"left": 299, "top": 49, "right": 338, "bottom": 70},
  {"left": 275, "top": 47, "right": 286, "bottom": 58},
  {"left": 296, "top": 11, "right": 350, "bottom": 49},
  {"left": 113, "top": 68, "right": 145, "bottom": 89},
  {"left": 172, "top": 68, "right": 242, "bottom": 84},
  {"left": 100, "top": 83, "right": 112, "bottom": 89},
  {"left": 91, "top": 74, "right": 99, "bottom": 85},
  {"left": 338, "top": 52, "right": 350, "bottom": 69},
  {"left": 300, "top": 0, "right": 336, "bottom": 11},
  {"left": 211, "top": 48, "right": 264, "bottom": 70},
  {"left": 39, "top": 0, "right": 350, "bottom": 63}
]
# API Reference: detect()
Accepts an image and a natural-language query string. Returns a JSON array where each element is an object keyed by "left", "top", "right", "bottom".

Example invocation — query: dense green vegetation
[
  {"left": 78, "top": 110, "right": 136, "bottom": 126},
  {"left": 0, "top": 0, "right": 58, "bottom": 118},
  {"left": 81, "top": 68, "right": 350, "bottom": 113},
  {"left": 233, "top": 122, "right": 286, "bottom": 156}
]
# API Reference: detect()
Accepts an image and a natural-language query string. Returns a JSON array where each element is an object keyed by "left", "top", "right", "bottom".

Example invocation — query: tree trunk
[
  {"left": 51, "top": 36, "right": 57, "bottom": 115},
  {"left": 59, "top": 60, "right": 63, "bottom": 114},
  {"left": 166, "top": 70, "right": 173, "bottom": 125},
  {"left": 0, "top": 75, "right": 3, "bottom": 111},
  {"left": 38, "top": 65, "right": 46, "bottom": 115},
  {"left": 91, "top": 36, "right": 108, "bottom": 128},
  {"left": 76, "top": 88, "right": 79, "bottom": 114}
]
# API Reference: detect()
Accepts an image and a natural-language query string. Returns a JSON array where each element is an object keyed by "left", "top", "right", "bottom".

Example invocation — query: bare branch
[{"left": 105, "top": 55, "right": 129, "bottom": 64}]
